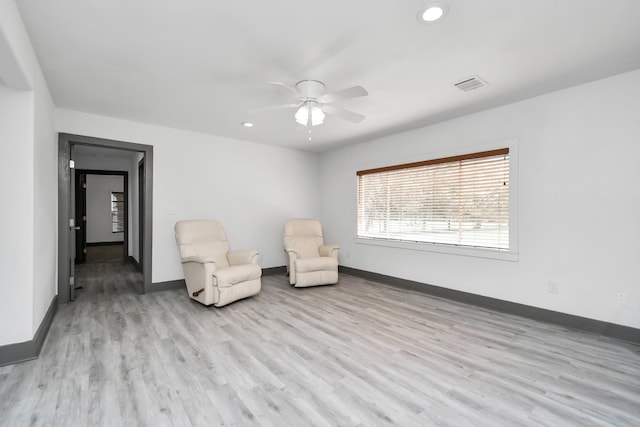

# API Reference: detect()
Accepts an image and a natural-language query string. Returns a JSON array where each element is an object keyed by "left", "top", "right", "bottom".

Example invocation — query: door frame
[
  {"left": 58, "top": 133, "right": 153, "bottom": 303},
  {"left": 138, "top": 158, "right": 145, "bottom": 273}
]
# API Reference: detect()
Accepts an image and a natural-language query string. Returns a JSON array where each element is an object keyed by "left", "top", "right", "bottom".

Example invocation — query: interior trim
[
  {"left": 262, "top": 266, "right": 287, "bottom": 276},
  {"left": 0, "top": 296, "right": 58, "bottom": 366},
  {"left": 128, "top": 256, "right": 140, "bottom": 272},
  {"left": 58, "top": 133, "right": 153, "bottom": 301},
  {"left": 357, "top": 147, "right": 509, "bottom": 175},
  {"left": 340, "top": 266, "right": 640, "bottom": 344},
  {"left": 145, "top": 267, "right": 640, "bottom": 345},
  {"left": 148, "top": 280, "right": 184, "bottom": 293},
  {"left": 149, "top": 266, "right": 288, "bottom": 293}
]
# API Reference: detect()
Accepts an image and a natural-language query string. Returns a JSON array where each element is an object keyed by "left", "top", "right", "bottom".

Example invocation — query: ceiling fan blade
[
  {"left": 321, "top": 104, "right": 365, "bottom": 123},
  {"left": 267, "top": 81, "right": 299, "bottom": 95},
  {"left": 249, "top": 103, "right": 301, "bottom": 112},
  {"left": 318, "top": 85, "right": 368, "bottom": 103}
]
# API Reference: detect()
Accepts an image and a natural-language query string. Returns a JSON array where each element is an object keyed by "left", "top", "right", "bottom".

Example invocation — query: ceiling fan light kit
[{"left": 295, "top": 102, "right": 325, "bottom": 127}]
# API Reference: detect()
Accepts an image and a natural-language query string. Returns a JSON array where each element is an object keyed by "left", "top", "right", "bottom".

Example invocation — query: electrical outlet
[
  {"left": 548, "top": 281, "right": 559, "bottom": 294},
  {"left": 617, "top": 292, "right": 628, "bottom": 307},
  {"left": 346, "top": 251, "right": 351, "bottom": 259}
]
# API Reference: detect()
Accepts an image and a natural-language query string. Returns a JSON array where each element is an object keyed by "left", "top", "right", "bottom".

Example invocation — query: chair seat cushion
[
  {"left": 295, "top": 256, "right": 338, "bottom": 273},
  {"left": 215, "top": 264, "right": 262, "bottom": 287},
  {"left": 217, "top": 278, "right": 261, "bottom": 307}
]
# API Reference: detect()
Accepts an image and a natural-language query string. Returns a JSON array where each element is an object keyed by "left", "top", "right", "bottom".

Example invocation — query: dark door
[{"left": 74, "top": 172, "right": 87, "bottom": 264}]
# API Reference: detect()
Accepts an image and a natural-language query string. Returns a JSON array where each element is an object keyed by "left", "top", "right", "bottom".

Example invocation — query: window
[
  {"left": 357, "top": 148, "right": 510, "bottom": 250},
  {"left": 111, "top": 191, "right": 125, "bottom": 233}
]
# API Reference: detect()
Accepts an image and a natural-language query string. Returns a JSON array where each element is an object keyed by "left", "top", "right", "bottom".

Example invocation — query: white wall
[
  {"left": 0, "top": 0, "right": 56, "bottom": 347},
  {"left": 55, "top": 109, "right": 321, "bottom": 283},
  {"left": 85, "top": 175, "right": 124, "bottom": 243},
  {"left": 0, "top": 0, "right": 57, "bottom": 346},
  {"left": 0, "top": 83, "right": 35, "bottom": 345},
  {"left": 320, "top": 69, "right": 640, "bottom": 329},
  {"left": 31, "top": 68, "right": 56, "bottom": 337}
]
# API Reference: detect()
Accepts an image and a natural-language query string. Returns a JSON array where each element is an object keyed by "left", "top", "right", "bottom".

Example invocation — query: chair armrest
[
  {"left": 181, "top": 255, "right": 217, "bottom": 265},
  {"left": 284, "top": 248, "right": 299, "bottom": 257},
  {"left": 319, "top": 244, "right": 339, "bottom": 258},
  {"left": 227, "top": 249, "right": 259, "bottom": 265}
]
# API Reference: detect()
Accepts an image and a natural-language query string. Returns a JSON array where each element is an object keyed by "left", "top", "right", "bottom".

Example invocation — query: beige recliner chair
[
  {"left": 175, "top": 220, "right": 261, "bottom": 307},
  {"left": 283, "top": 218, "right": 339, "bottom": 287}
]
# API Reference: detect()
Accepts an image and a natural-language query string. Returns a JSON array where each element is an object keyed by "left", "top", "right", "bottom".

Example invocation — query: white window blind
[{"left": 357, "top": 148, "right": 510, "bottom": 250}]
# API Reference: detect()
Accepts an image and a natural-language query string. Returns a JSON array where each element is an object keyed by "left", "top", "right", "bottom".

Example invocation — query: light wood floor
[{"left": 1, "top": 262, "right": 639, "bottom": 426}]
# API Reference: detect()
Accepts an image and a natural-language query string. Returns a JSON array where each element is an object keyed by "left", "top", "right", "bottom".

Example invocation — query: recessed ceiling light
[
  {"left": 241, "top": 122, "right": 254, "bottom": 128},
  {"left": 418, "top": 3, "right": 449, "bottom": 23}
]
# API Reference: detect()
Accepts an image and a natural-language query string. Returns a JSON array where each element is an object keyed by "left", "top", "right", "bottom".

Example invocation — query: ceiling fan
[{"left": 255, "top": 80, "right": 368, "bottom": 127}]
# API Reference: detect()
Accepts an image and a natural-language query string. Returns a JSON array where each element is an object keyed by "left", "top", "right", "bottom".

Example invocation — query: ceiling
[{"left": 16, "top": 0, "right": 640, "bottom": 152}]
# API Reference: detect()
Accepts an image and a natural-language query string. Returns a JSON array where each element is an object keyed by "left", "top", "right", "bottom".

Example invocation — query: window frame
[{"left": 354, "top": 140, "right": 519, "bottom": 261}]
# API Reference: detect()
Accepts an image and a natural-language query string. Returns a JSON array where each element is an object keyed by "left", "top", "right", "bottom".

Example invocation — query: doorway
[
  {"left": 75, "top": 170, "right": 129, "bottom": 265},
  {"left": 58, "top": 133, "right": 153, "bottom": 304}
]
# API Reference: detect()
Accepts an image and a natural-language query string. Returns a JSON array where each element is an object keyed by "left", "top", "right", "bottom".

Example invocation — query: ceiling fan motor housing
[{"left": 295, "top": 80, "right": 326, "bottom": 99}]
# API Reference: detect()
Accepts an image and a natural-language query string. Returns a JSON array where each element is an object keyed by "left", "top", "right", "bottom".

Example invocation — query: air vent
[{"left": 453, "top": 75, "right": 488, "bottom": 91}]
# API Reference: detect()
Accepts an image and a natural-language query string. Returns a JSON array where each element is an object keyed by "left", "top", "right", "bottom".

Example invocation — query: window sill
[{"left": 354, "top": 237, "right": 519, "bottom": 262}]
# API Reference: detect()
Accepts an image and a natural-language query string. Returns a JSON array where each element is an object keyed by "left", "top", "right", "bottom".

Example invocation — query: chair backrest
[
  {"left": 283, "top": 218, "right": 325, "bottom": 259},
  {"left": 175, "top": 220, "right": 230, "bottom": 267}
]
